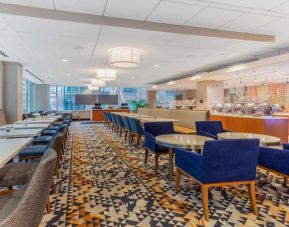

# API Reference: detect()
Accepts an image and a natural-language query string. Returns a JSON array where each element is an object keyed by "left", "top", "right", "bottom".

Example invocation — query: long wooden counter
[
  {"left": 210, "top": 114, "right": 288, "bottom": 143},
  {"left": 91, "top": 109, "right": 130, "bottom": 122}
]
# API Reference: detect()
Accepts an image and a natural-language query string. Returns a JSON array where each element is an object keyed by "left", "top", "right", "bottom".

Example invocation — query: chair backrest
[
  {"left": 103, "top": 112, "right": 108, "bottom": 121},
  {"left": 115, "top": 115, "right": 125, "bottom": 127},
  {"left": 110, "top": 114, "right": 117, "bottom": 124},
  {"left": 0, "top": 148, "right": 57, "bottom": 227},
  {"left": 128, "top": 117, "right": 144, "bottom": 134},
  {"left": 123, "top": 116, "right": 131, "bottom": 131},
  {"left": 202, "top": 139, "right": 260, "bottom": 183},
  {"left": 195, "top": 121, "right": 224, "bottom": 136},
  {"left": 106, "top": 112, "right": 112, "bottom": 122},
  {"left": 48, "top": 132, "right": 64, "bottom": 157},
  {"left": 144, "top": 122, "right": 174, "bottom": 137}
]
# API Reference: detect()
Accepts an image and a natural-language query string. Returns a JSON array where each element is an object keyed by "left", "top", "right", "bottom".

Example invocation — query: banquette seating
[{"left": 137, "top": 108, "right": 209, "bottom": 134}]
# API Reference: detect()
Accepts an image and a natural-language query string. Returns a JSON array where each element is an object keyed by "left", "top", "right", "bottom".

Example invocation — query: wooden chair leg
[
  {"left": 154, "top": 153, "right": 159, "bottom": 174},
  {"left": 119, "top": 128, "right": 123, "bottom": 137},
  {"left": 144, "top": 149, "right": 148, "bottom": 164},
  {"left": 201, "top": 184, "right": 209, "bottom": 221},
  {"left": 131, "top": 134, "right": 135, "bottom": 145},
  {"left": 176, "top": 167, "right": 181, "bottom": 193},
  {"left": 125, "top": 131, "right": 128, "bottom": 140},
  {"left": 136, "top": 135, "right": 141, "bottom": 148},
  {"left": 46, "top": 196, "right": 51, "bottom": 213},
  {"left": 248, "top": 181, "right": 258, "bottom": 215},
  {"left": 51, "top": 180, "right": 56, "bottom": 194}
]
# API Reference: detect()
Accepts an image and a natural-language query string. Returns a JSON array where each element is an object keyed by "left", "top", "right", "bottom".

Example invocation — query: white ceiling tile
[
  {"left": 0, "top": 0, "right": 54, "bottom": 9},
  {"left": 105, "top": 0, "right": 160, "bottom": 20},
  {"left": 220, "top": 13, "right": 277, "bottom": 32},
  {"left": 207, "top": 0, "right": 288, "bottom": 10},
  {"left": 185, "top": 7, "right": 243, "bottom": 29},
  {"left": 54, "top": 0, "right": 107, "bottom": 15},
  {"left": 147, "top": 1, "right": 204, "bottom": 25}
]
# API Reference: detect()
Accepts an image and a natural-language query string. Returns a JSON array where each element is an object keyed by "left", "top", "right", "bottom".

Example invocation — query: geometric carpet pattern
[{"left": 41, "top": 122, "right": 289, "bottom": 226}]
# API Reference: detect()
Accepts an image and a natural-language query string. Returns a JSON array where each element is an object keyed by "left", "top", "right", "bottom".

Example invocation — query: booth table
[{"left": 156, "top": 134, "right": 213, "bottom": 181}]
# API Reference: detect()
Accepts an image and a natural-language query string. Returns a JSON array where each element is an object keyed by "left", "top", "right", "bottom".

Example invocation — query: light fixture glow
[
  {"left": 152, "top": 85, "right": 158, "bottom": 89},
  {"left": 61, "top": 59, "right": 69, "bottom": 63},
  {"left": 190, "top": 75, "right": 203, "bottom": 80},
  {"left": 153, "top": 64, "right": 159, "bottom": 68},
  {"left": 130, "top": 76, "right": 135, "bottom": 79},
  {"left": 226, "top": 64, "right": 247, "bottom": 73},
  {"left": 109, "top": 47, "right": 141, "bottom": 68},
  {"left": 167, "top": 81, "right": 176, "bottom": 85},
  {"left": 96, "top": 69, "right": 116, "bottom": 81},
  {"left": 91, "top": 79, "right": 105, "bottom": 87}
]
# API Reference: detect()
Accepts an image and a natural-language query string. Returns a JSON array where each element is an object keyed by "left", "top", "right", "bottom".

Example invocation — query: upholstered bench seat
[
  {"left": 19, "top": 145, "right": 47, "bottom": 158},
  {"left": 174, "top": 125, "right": 196, "bottom": 134},
  {"left": 32, "top": 136, "right": 52, "bottom": 145}
]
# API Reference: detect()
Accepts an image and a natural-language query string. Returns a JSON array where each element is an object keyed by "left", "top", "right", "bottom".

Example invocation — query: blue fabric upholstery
[
  {"left": 111, "top": 114, "right": 117, "bottom": 125},
  {"left": 42, "top": 124, "right": 66, "bottom": 136},
  {"left": 175, "top": 139, "right": 260, "bottom": 184},
  {"left": 283, "top": 143, "right": 289, "bottom": 150},
  {"left": 128, "top": 117, "right": 144, "bottom": 135},
  {"left": 106, "top": 112, "right": 112, "bottom": 123},
  {"left": 144, "top": 122, "right": 174, "bottom": 153},
  {"left": 123, "top": 116, "right": 131, "bottom": 131},
  {"left": 115, "top": 115, "right": 125, "bottom": 127},
  {"left": 258, "top": 147, "right": 289, "bottom": 176},
  {"left": 32, "top": 136, "right": 53, "bottom": 145},
  {"left": 195, "top": 121, "right": 227, "bottom": 139},
  {"left": 19, "top": 145, "right": 47, "bottom": 157}
]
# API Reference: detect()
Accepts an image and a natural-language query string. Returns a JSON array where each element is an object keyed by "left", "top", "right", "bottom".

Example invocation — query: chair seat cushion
[
  {"left": 174, "top": 125, "right": 196, "bottom": 134},
  {"left": 0, "top": 162, "right": 38, "bottom": 187},
  {"left": 32, "top": 136, "right": 52, "bottom": 145},
  {"left": 42, "top": 129, "right": 57, "bottom": 136},
  {"left": 46, "top": 126, "right": 59, "bottom": 130},
  {"left": 19, "top": 146, "right": 47, "bottom": 157}
]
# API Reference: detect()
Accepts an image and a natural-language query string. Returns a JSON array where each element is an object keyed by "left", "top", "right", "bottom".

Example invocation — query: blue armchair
[
  {"left": 144, "top": 122, "right": 175, "bottom": 174},
  {"left": 123, "top": 116, "right": 132, "bottom": 142},
  {"left": 115, "top": 115, "right": 125, "bottom": 137},
  {"left": 128, "top": 117, "right": 144, "bottom": 148},
  {"left": 258, "top": 146, "right": 289, "bottom": 186},
  {"left": 175, "top": 139, "right": 260, "bottom": 221},
  {"left": 195, "top": 121, "right": 228, "bottom": 139}
]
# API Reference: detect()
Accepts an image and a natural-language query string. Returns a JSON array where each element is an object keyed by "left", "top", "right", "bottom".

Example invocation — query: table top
[
  {"left": 115, "top": 112, "right": 152, "bottom": 118},
  {"left": 156, "top": 134, "right": 213, "bottom": 149},
  {"left": 140, "top": 117, "right": 181, "bottom": 123},
  {"left": 217, "top": 132, "right": 281, "bottom": 146},
  {"left": 14, "top": 119, "right": 55, "bottom": 124},
  {"left": 0, "top": 137, "right": 33, "bottom": 168},
  {"left": 0, "top": 123, "right": 50, "bottom": 130},
  {"left": 0, "top": 128, "right": 42, "bottom": 138}
]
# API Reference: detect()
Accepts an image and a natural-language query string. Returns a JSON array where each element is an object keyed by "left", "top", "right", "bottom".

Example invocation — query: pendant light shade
[
  {"left": 96, "top": 69, "right": 116, "bottom": 81},
  {"left": 109, "top": 47, "right": 141, "bottom": 68}
]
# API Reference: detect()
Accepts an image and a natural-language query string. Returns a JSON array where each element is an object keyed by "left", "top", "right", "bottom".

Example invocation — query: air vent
[{"left": 0, "top": 50, "right": 9, "bottom": 58}]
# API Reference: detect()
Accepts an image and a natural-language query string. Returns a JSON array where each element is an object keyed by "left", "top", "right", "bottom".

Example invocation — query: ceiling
[{"left": 1, "top": 0, "right": 289, "bottom": 86}]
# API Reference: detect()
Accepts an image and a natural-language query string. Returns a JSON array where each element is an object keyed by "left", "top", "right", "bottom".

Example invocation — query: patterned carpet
[{"left": 40, "top": 122, "right": 289, "bottom": 226}]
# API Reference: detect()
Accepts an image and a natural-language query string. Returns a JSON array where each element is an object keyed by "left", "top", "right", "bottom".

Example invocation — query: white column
[
  {"left": 3, "top": 62, "right": 23, "bottom": 123},
  {"left": 35, "top": 84, "right": 50, "bottom": 111}
]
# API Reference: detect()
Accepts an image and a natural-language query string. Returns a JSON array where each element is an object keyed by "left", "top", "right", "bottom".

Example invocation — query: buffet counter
[
  {"left": 210, "top": 114, "right": 288, "bottom": 143},
  {"left": 91, "top": 109, "right": 130, "bottom": 122}
]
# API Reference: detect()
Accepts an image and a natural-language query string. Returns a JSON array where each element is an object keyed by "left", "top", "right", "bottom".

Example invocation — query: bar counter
[
  {"left": 210, "top": 114, "right": 288, "bottom": 143},
  {"left": 91, "top": 109, "right": 130, "bottom": 122}
]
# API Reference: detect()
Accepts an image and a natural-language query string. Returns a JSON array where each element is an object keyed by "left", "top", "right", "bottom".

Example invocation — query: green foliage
[{"left": 130, "top": 99, "right": 148, "bottom": 110}]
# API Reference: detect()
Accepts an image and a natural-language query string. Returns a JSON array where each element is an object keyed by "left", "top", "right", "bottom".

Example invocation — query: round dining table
[
  {"left": 217, "top": 132, "right": 281, "bottom": 146},
  {"left": 155, "top": 134, "right": 214, "bottom": 181}
]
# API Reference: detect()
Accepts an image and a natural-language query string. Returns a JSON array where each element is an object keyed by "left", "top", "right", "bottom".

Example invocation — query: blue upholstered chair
[
  {"left": 123, "top": 116, "right": 132, "bottom": 142},
  {"left": 283, "top": 143, "right": 289, "bottom": 150},
  {"left": 258, "top": 146, "right": 289, "bottom": 186},
  {"left": 106, "top": 112, "right": 113, "bottom": 128},
  {"left": 115, "top": 115, "right": 125, "bottom": 136},
  {"left": 41, "top": 124, "right": 66, "bottom": 136},
  {"left": 144, "top": 122, "right": 175, "bottom": 173},
  {"left": 128, "top": 117, "right": 144, "bottom": 148},
  {"left": 195, "top": 121, "right": 228, "bottom": 139},
  {"left": 175, "top": 139, "right": 260, "bottom": 221},
  {"left": 110, "top": 114, "right": 118, "bottom": 132}
]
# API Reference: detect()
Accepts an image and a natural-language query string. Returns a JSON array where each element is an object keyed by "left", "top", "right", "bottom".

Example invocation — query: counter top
[{"left": 211, "top": 113, "right": 288, "bottom": 120}]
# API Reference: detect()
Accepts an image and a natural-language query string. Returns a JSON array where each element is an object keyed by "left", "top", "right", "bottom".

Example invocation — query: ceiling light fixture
[
  {"left": 61, "top": 59, "right": 69, "bottom": 63},
  {"left": 130, "top": 76, "right": 135, "bottom": 79},
  {"left": 153, "top": 65, "right": 159, "bottom": 68},
  {"left": 96, "top": 69, "right": 116, "bottom": 81},
  {"left": 226, "top": 64, "right": 247, "bottom": 73},
  {"left": 91, "top": 79, "right": 105, "bottom": 87},
  {"left": 190, "top": 75, "right": 203, "bottom": 80},
  {"left": 152, "top": 85, "right": 158, "bottom": 89},
  {"left": 167, "top": 81, "right": 176, "bottom": 85},
  {"left": 109, "top": 47, "right": 141, "bottom": 68}
]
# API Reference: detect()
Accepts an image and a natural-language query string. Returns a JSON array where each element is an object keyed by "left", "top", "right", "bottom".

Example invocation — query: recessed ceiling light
[
  {"left": 152, "top": 85, "right": 158, "bottom": 89},
  {"left": 153, "top": 65, "right": 159, "bottom": 68},
  {"left": 130, "top": 76, "right": 135, "bottom": 79},
  {"left": 167, "top": 81, "right": 176, "bottom": 85},
  {"left": 190, "top": 75, "right": 203, "bottom": 80},
  {"left": 61, "top": 59, "right": 69, "bottom": 63}
]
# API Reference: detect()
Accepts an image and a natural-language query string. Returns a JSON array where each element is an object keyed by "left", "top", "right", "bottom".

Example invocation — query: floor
[{"left": 41, "top": 122, "right": 289, "bottom": 226}]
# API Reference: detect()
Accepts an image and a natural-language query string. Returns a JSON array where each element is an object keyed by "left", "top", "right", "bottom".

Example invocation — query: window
[
  {"left": 23, "top": 79, "right": 35, "bottom": 113},
  {"left": 49, "top": 85, "right": 147, "bottom": 110}
]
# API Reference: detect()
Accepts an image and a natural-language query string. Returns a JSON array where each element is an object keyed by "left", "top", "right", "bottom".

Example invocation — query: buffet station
[{"left": 210, "top": 102, "right": 288, "bottom": 143}]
